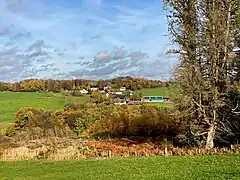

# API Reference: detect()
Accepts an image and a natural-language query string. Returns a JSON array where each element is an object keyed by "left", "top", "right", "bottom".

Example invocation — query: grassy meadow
[
  {"left": 1, "top": 88, "right": 239, "bottom": 180},
  {"left": 0, "top": 92, "right": 89, "bottom": 131},
  {"left": 0, "top": 87, "right": 170, "bottom": 124},
  {"left": 0, "top": 87, "right": 170, "bottom": 133},
  {"left": 138, "top": 87, "right": 170, "bottom": 97},
  {"left": 1, "top": 154, "right": 240, "bottom": 180}
]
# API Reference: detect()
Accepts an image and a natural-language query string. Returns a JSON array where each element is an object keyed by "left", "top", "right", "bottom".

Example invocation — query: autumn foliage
[
  {"left": 2, "top": 102, "right": 240, "bottom": 160},
  {"left": 4, "top": 103, "right": 180, "bottom": 143},
  {"left": 85, "top": 105, "right": 178, "bottom": 139},
  {"left": 0, "top": 76, "right": 169, "bottom": 92}
]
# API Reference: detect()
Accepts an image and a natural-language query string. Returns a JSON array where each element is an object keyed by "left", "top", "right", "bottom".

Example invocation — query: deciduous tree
[{"left": 164, "top": 0, "right": 240, "bottom": 148}]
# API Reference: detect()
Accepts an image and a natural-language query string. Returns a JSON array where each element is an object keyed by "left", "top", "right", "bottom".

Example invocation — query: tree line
[{"left": 0, "top": 76, "right": 170, "bottom": 92}]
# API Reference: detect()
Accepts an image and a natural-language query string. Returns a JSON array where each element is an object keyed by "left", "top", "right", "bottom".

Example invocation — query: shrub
[
  {"left": 71, "top": 91, "right": 83, "bottom": 97},
  {"left": 5, "top": 103, "right": 181, "bottom": 144},
  {"left": 74, "top": 104, "right": 115, "bottom": 136},
  {"left": 84, "top": 105, "right": 180, "bottom": 140},
  {"left": 4, "top": 107, "right": 72, "bottom": 138},
  {"left": 5, "top": 108, "right": 53, "bottom": 138}
]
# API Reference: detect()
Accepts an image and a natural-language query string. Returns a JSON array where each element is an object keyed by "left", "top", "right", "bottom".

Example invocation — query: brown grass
[{"left": 1, "top": 138, "right": 239, "bottom": 161}]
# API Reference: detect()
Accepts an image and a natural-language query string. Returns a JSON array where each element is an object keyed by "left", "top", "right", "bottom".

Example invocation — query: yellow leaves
[
  {"left": 84, "top": 104, "right": 173, "bottom": 138},
  {"left": 6, "top": 102, "right": 175, "bottom": 141},
  {"left": 20, "top": 79, "right": 45, "bottom": 92},
  {"left": 91, "top": 90, "right": 101, "bottom": 99}
]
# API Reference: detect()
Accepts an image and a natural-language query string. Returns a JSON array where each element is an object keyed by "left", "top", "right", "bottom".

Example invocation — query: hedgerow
[{"left": 4, "top": 103, "right": 179, "bottom": 143}]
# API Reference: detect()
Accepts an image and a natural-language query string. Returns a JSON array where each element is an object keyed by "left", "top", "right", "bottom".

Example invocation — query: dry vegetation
[
  {"left": 1, "top": 137, "right": 239, "bottom": 161},
  {"left": 0, "top": 102, "right": 239, "bottom": 161}
]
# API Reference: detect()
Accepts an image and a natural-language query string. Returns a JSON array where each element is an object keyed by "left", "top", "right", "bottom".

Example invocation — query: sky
[{"left": 0, "top": 0, "right": 176, "bottom": 82}]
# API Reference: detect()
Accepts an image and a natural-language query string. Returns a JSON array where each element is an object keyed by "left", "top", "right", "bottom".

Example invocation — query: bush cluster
[
  {"left": 5, "top": 104, "right": 180, "bottom": 143},
  {"left": 5, "top": 107, "right": 69, "bottom": 138},
  {"left": 86, "top": 105, "right": 179, "bottom": 139}
]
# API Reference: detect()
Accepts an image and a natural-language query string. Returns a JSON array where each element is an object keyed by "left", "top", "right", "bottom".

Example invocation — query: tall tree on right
[{"left": 164, "top": 0, "right": 240, "bottom": 148}]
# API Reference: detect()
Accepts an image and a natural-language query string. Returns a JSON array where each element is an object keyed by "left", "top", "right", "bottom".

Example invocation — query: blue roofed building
[{"left": 142, "top": 96, "right": 164, "bottom": 103}]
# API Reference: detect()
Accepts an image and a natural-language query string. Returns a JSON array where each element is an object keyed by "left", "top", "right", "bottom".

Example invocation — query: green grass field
[
  {"left": 0, "top": 87, "right": 170, "bottom": 131},
  {"left": 0, "top": 87, "right": 170, "bottom": 124},
  {"left": 0, "top": 92, "right": 89, "bottom": 124},
  {"left": 138, "top": 87, "right": 170, "bottom": 97},
  {"left": 1, "top": 154, "right": 240, "bottom": 180}
]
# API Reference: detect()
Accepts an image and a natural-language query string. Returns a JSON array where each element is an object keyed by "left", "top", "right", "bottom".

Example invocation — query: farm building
[
  {"left": 142, "top": 96, "right": 164, "bottom": 103},
  {"left": 79, "top": 89, "right": 88, "bottom": 94},
  {"left": 99, "top": 90, "right": 105, "bottom": 94},
  {"left": 114, "top": 102, "right": 127, "bottom": 105},
  {"left": 90, "top": 85, "right": 98, "bottom": 91},
  {"left": 119, "top": 87, "right": 126, "bottom": 91},
  {"left": 111, "top": 90, "right": 123, "bottom": 95},
  {"left": 103, "top": 84, "right": 109, "bottom": 90},
  {"left": 163, "top": 96, "right": 170, "bottom": 102}
]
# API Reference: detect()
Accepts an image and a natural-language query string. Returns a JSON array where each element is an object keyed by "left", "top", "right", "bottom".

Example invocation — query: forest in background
[{"left": 0, "top": 76, "right": 170, "bottom": 92}]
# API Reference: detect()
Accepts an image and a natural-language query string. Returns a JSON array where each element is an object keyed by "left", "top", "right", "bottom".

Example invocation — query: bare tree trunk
[{"left": 206, "top": 124, "right": 216, "bottom": 148}]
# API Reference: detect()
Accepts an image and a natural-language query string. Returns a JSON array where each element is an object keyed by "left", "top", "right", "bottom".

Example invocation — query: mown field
[
  {"left": 0, "top": 92, "right": 89, "bottom": 131},
  {"left": 1, "top": 154, "right": 240, "bottom": 180},
  {"left": 138, "top": 87, "right": 170, "bottom": 96}
]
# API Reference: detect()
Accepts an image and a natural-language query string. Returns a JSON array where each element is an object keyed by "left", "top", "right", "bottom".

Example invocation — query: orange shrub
[{"left": 84, "top": 105, "right": 179, "bottom": 139}]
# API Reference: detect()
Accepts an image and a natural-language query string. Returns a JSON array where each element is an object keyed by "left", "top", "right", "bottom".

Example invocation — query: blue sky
[{"left": 0, "top": 0, "right": 176, "bottom": 81}]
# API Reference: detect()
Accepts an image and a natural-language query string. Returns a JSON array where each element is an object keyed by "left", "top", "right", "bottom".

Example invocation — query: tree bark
[{"left": 206, "top": 122, "right": 216, "bottom": 148}]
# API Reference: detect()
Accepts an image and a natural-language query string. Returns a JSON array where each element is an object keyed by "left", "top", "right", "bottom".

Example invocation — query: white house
[
  {"left": 100, "top": 90, "right": 105, "bottom": 94},
  {"left": 114, "top": 102, "right": 127, "bottom": 105},
  {"left": 119, "top": 87, "right": 126, "bottom": 91},
  {"left": 80, "top": 89, "right": 88, "bottom": 94},
  {"left": 90, "top": 86, "right": 98, "bottom": 91},
  {"left": 111, "top": 91, "right": 123, "bottom": 95},
  {"left": 104, "top": 85, "right": 109, "bottom": 90}
]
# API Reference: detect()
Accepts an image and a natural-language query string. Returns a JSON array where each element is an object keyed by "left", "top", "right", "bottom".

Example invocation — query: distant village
[{"left": 75, "top": 84, "right": 170, "bottom": 105}]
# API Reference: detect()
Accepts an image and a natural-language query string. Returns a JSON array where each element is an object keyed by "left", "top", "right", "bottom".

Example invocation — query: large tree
[{"left": 164, "top": 0, "right": 240, "bottom": 148}]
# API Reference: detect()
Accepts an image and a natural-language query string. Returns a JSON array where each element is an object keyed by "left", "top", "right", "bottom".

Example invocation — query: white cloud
[{"left": 0, "top": 0, "right": 175, "bottom": 81}]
